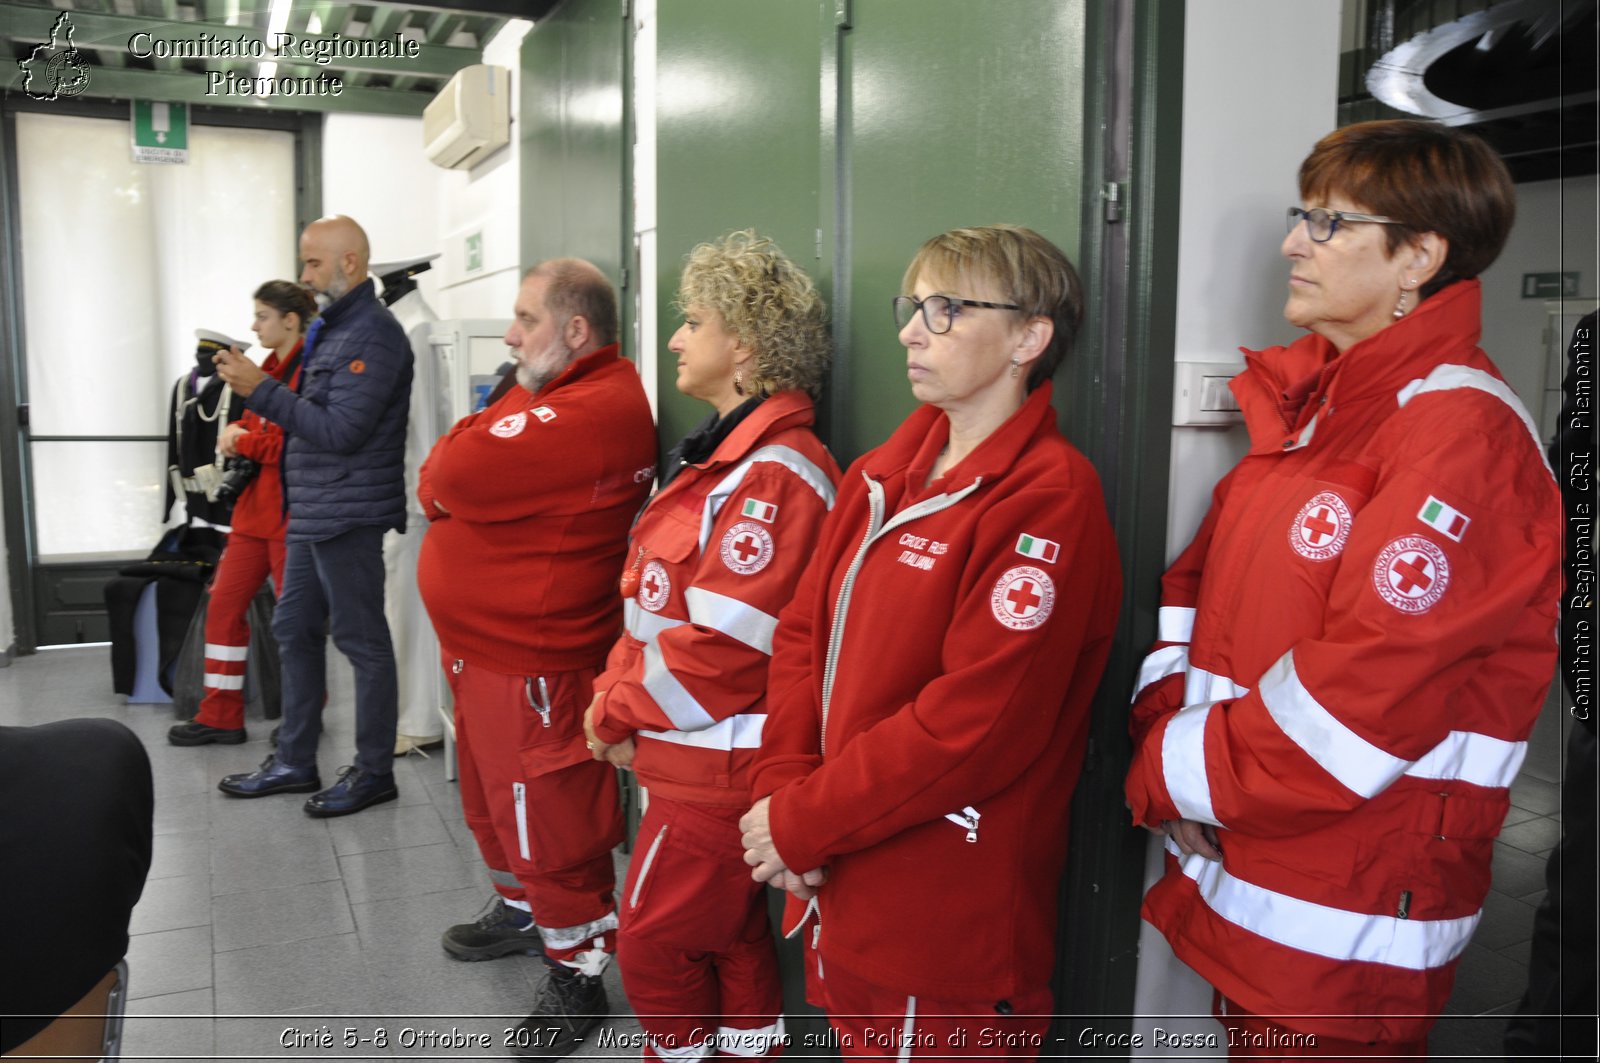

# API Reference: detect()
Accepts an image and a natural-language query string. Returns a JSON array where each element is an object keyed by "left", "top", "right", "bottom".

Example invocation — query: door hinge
[
  {"left": 834, "top": 0, "right": 852, "bottom": 29},
  {"left": 1102, "top": 182, "right": 1124, "bottom": 224},
  {"left": 619, "top": 266, "right": 629, "bottom": 291},
  {"left": 620, "top": 0, "right": 630, "bottom": 19}
]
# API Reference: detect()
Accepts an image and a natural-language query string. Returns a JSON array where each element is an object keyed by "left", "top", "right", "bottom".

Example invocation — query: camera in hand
[{"left": 214, "top": 457, "right": 260, "bottom": 502}]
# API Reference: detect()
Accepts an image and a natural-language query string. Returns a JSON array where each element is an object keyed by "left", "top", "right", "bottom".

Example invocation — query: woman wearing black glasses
[
  {"left": 741, "top": 224, "right": 1121, "bottom": 1056},
  {"left": 1126, "top": 121, "right": 1561, "bottom": 1057}
]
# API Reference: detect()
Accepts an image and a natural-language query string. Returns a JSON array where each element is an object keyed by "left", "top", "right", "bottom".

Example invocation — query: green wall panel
[
  {"left": 654, "top": 0, "right": 827, "bottom": 449},
  {"left": 835, "top": 0, "right": 1087, "bottom": 463},
  {"left": 520, "top": 0, "right": 627, "bottom": 280}
]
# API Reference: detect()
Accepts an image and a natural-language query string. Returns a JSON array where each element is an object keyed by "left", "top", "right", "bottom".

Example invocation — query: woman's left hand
[
  {"left": 739, "top": 797, "right": 787, "bottom": 883},
  {"left": 582, "top": 692, "right": 609, "bottom": 761}
]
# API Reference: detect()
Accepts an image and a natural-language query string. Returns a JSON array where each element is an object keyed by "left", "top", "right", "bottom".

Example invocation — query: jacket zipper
[
  {"left": 943, "top": 805, "right": 981, "bottom": 843},
  {"left": 525, "top": 676, "right": 552, "bottom": 728},
  {"left": 513, "top": 782, "right": 530, "bottom": 860},
  {"left": 819, "top": 471, "right": 983, "bottom": 754}
]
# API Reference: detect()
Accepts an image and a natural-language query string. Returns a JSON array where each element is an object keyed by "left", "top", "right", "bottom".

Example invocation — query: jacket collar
[
  {"left": 528, "top": 343, "right": 624, "bottom": 399},
  {"left": 318, "top": 277, "right": 377, "bottom": 326},
  {"left": 693, "top": 390, "right": 817, "bottom": 471},
  {"left": 863, "top": 382, "right": 1057, "bottom": 501},
  {"left": 1234, "top": 280, "right": 1483, "bottom": 453}
]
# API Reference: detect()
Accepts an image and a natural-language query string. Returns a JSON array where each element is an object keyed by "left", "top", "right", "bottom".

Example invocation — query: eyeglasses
[
  {"left": 1286, "top": 206, "right": 1404, "bottom": 244},
  {"left": 893, "top": 294, "right": 1020, "bottom": 335}
]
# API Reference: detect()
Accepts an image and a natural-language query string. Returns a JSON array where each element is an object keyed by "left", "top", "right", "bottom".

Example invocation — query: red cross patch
[
  {"left": 1372, "top": 535, "right": 1450, "bottom": 614},
  {"left": 489, "top": 411, "right": 527, "bottom": 438},
  {"left": 1289, "top": 491, "right": 1353, "bottom": 561},
  {"left": 990, "top": 566, "right": 1056, "bottom": 631},
  {"left": 719, "top": 521, "right": 774, "bottom": 575},
  {"left": 638, "top": 560, "right": 671, "bottom": 612}
]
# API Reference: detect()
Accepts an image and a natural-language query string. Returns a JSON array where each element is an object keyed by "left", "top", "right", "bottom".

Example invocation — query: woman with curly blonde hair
[{"left": 584, "top": 229, "right": 841, "bottom": 1059}]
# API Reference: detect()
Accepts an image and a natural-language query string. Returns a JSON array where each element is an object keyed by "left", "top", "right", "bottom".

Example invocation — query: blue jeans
[{"left": 272, "top": 525, "right": 398, "bottom": 775}]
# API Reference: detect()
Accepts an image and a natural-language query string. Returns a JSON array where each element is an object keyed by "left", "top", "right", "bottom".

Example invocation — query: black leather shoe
[
  {"left": 303, "top": 765, "right": 398, "bottom": 818},
  {"left": 169, "top": 721, "right": 247, "bottom": 746},
  {"left": 442, "top": 895, "right": 544, "bottom": 961},
  {"left": 218, "top": 754, "right": 321, "bottom": 797}
]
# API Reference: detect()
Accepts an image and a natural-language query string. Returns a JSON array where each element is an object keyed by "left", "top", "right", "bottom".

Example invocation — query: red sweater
[
  {"left": 416, "top": 345, "right": 657, "bottom": 674},
  {"left": 751, "top": 384, "right": 1121, "bottom": 1000},
  {"left": 590, "top": 391, "right": 841, "bottom": 807},
  {"left": 228, "top": 341, "right": 302, "bottom": 540}
]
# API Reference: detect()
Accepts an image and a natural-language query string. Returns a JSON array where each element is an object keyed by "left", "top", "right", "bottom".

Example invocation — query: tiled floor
[{"left": 0, "top": 646, "right": 1572, "bottom": 1059}]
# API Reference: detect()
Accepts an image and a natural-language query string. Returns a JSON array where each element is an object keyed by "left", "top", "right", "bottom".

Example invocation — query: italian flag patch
[
  {"left": 741, "top": 498, "right": 778, "bottom": 523},
  {"left": 1015, "top": 533, "right": 1060, "bottom": 563},
  {"left": 1418, "top": 496, "right": 1470, "bottom": 542}
]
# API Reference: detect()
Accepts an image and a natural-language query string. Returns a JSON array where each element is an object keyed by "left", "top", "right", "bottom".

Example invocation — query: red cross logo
[
  {"left": 1006, "top": 580, "right": 1043, "bottom": 616},
  {"left": 1391, "top": 554, "right": 1433, "bottom": 595},
  {"left": 732, "top": 534, "right": 761, "bottom": 564},
  {"left": 638, "top": 559, "right": 670, "bottom": 611},
  {"left": 1302, "top": 507, "right": 1337, "bottom": 545},
  {"left": 642, "top": 571, "right": 661, "bottom": 599}
]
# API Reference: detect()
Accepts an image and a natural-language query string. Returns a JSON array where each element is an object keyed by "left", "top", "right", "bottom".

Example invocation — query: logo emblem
[
  {"left": 720, "top": 521, "right": 774, "bottom": 575},
  {"left": 990, "top": 566, "right": 1055, "bottom": 631},
  {"left": 532, "top": 405, "right": 557, "bottom": 423},
  {"left": 349, "top": 359, "right": 366, "bottom": 374},
  {"left": 1290, "top": 491, "right": 1353, "bottom": 561},
  {"left": 1418, "top": 495, "right": 1470, "bottom": 542},
  {"left": 489, "top": 411, "right": 527, "bottom": 438},
  {"left": 20, "top": 13, "right": 91, "bottom": 101},
  {"left": 638, "top": 560, "right": 671, "bottom": 612},
  {"left": 1373, "top": 536, "right": 1450, "bottom": 614}
]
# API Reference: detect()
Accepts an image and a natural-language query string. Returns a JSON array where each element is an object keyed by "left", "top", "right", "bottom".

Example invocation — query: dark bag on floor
[{"left": 171, "top": 583, "right": 281, "bottom": 722}]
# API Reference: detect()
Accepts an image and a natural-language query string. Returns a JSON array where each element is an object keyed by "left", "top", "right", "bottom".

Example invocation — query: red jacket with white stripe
[
  {"left": 751, "top": 385, "right": 1121, "bottom": 1001},
  {"left": 416, "top": 345, "right": 657, "bottom": 675},
  {"left": 1124, "top": 281, "right": 1561, "bottom": 1043},
  {"left": 590, "top": 391, "right": 841, "bottom": 807},
  {"left": 228, "top": 341, "right": 302, "bottom": 540}
]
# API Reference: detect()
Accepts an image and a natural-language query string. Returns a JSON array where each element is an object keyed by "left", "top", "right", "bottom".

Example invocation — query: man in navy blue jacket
[{"left": 213, "top": 214, "right": 414, "bottom": 816}]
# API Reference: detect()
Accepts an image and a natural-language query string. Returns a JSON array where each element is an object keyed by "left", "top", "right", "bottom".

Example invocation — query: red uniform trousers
[
  {"left": 446, "top": 655, "right": 622, "bottom": 967},
  {"left": 1216, "top": 994, "right": 1428, "bottom": 1060},
  {"left": 618, "top": 795, "right": 783, "bottom": 1060},
  {"left": 818, "top": 962, "right": 1052, "bottom": 1060},
  {"left": 194, "top": 532, "right": 286, "bottom": 731}
]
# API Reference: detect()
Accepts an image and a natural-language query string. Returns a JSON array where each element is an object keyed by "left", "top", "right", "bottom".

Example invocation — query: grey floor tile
[
  {"left": 1443, "top": 942, "right": 1535, "bottom": 1016},
  {"left": 213, "top": 878, "right": 357, "bottom": 952},
  {"left": 1491, "top": 841, "right": 1554, "bottom": 900},
  {"left": 153, "top": 787, "right": 212, "bottom": 836},
  {"left": 214, "top": 933, "right": 378, "bottom": 1014},
  {"left": 339, "top": 841, "right": 480, "bottom": 905},
  {"left": 131, "top": 872, "right": 212, "bottom": 935},
  {"left": 325, "top": 800, "right": 452, "bottom": 857},
  {"left": 1510, "top": 775, "right": 1562, "bottom": 816},
  {"left": 147, "top": 829, "right": 214, "bottom": 881},
  {"left": 1502, "top": 804, "right": 1540, "bottom": 829},
  {"left": 210, "top": 785, "right": 333, "bottom": 841},
  {"left": 211, "top": 825, "right": 342, "bottom": 896},
  {"left": 126, "top": 925, "right": 213, "bottom": 999},
  {"left": 1497, "top": 815, "right": 1563, "bottom": 857},
  {"left": 123, "top": 986, "right": 215, "bottom": 1062},
  {"left": 349, "top": 885, "right": 490, "bottom": 961},
  {"left": 1470, "top": 888, "right": 1538, "bottom": 953},
  {"left": 1430, "top": 1013, "right": 1512, "bottom": 1058}
]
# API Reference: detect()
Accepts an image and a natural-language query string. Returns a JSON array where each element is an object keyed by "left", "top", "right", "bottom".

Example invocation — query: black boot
[{"left": 509, "top": 966, "right": 607, "bottom": 1059}]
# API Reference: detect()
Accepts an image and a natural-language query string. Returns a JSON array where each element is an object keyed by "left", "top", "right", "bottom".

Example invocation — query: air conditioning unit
[{"left": 423, "top": 64, "right": 510, "bottom": 170}]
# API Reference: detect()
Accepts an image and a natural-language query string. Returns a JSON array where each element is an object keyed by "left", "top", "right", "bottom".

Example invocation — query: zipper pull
[
  {"left": 525, "top": 677, "right": 552, "bottom": 728},
  {"left": 1397, "top": 890, "right": 1412, "bottom": 919},
  {"left": 944, "top": 806, "right": 981, "bottom": 842}
]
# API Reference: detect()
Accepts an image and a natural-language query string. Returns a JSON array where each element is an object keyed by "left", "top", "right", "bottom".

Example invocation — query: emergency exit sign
[
  {"left": 1522, "top": 272, "right": 1580, "bottom": 298},
  {"left": 131, "top": 101, "right": 188, "bottom": 164}
]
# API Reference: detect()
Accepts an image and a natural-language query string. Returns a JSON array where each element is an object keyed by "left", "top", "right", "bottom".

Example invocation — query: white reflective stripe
[
  {"left": 1162, "top": 701, "right": 1221, "bottom": 826},
  {"left": 713, "top": 1018, "right": 787, "bottom": 1057},
  {"left": 655, "top": 1041, "right": 714, "bottom": 1062},
  {"left": 1158, "top": 606, "right": 1195, "bottom": 644},
  {"left": 1167, "top": 838, "right": 1481, "bottom": 970},
  {"left": 699, "top": 445, "right": 839, "bottom": 551},
  {"left": 1258, "top": 650, "right": 1410, "bottom": 799},
  {"left": 685, "top": 587, "right": 779, "bottom": 653},
  {"left": 488, "top": 867, "right": 522, "bottom": 890},
  {"left": 624, "top": 599, "right": 687, "bottom": 642},
  {"left": 1404, "top": 730, "right": 1527, "bottom": 789},
  {"left": 537, "top": 909, "right": 619, "bottom": 950},
  {"left": 1132, "top": 645, "right": 1189, "bottom": 702},
  {"left": 513, "top": 782, "right": 530, "bottom": 861},
  {"left": 204, "top": 672, "right": 246, "bottom": 690},
  {"left": 1184, "top": 664, "right": 1248, "bottom": 706},
  {"left": 641, "top": 641, "right": 716, "bottom": 731},
  {"left": 1398, "top": 364, "right": 1552, "bottom": 477},
  {"left": 629, "top": 825, "right": 668, "bottom": 909},
  {"left": 644, "top": 714, "right": 765, "bottom": 751},
  {"left": 899, "top": 997, "right": 917, "bottom": 1063},
  {"left": 205, "top": 643, "right": 248, "bottom": 661}
]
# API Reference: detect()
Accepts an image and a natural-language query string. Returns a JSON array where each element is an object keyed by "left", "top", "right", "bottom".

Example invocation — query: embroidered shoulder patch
[
  {"left": 1417, "top": 495, "right": 1470, "bottom": 542},
  {"left": 721, "top": 521, "right": 774, "bottom": 575},
  {"left": 990, "top": 566, "right": 1055, "bottom": 631},
  {"left": 489, "top": 411, "right": 527, "bottom": 438},
  {"left": 1372, "top": 535, "right": 1450, "bottom": 614},
  {"left": 532, "top": 405, "right": 557, "bottom": 423},
  {"left": 638, "top": 560, "right": 671, "bottom": 612},
  {"left": 1290, "top": 491, "right": 1353, "bottom": 561},
  {"left": 1015, "top": 533, "right": 1060, "bottom": 563}
]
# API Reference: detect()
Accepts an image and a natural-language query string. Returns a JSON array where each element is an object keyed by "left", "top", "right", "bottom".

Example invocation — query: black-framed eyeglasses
[
  {"left": 1286, "top": 206, "right": 1404, "bottom": 244},
  {"left": 893, "top": 294, "right": 1021, "bottom": 334}
]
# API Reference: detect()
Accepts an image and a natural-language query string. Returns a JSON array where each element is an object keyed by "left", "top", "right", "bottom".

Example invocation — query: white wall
[{"left": 1131, "top": 0, "right": 1342, "bottom": 1053}]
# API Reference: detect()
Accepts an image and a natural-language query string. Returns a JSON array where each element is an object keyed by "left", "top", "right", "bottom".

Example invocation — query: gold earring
[{"left": 733, "top": 369, "right": 744, "bottom": 396}]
